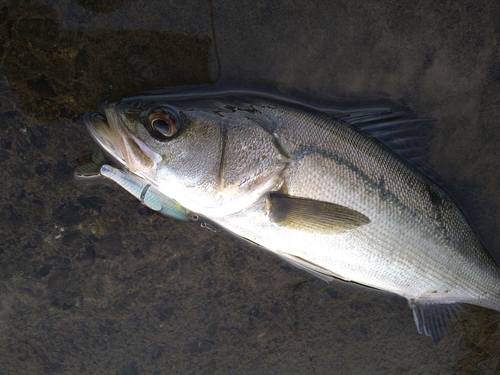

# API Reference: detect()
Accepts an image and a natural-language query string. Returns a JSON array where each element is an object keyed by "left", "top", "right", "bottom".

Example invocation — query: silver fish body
[{"left": 83, "top": 92, "right": 500, "bottom": 345}]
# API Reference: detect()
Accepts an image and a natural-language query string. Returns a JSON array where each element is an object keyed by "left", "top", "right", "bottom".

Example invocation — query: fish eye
[{"left": 147, "top": 109, "right": 181, "bottom": 140}]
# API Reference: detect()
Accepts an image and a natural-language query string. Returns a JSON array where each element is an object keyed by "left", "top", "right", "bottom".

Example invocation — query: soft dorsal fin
[
  {"left": 328, "top": 107, "right": 443, "bottom": 186},
  {"left": 269, "top": 193, "right": 370, "bottom": 233},
  {"left": 409, "top": 301, "right": 465, "bottom": 347}
]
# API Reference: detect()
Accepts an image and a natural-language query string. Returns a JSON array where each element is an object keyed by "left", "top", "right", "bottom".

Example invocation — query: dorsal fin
[{"left": 328, "top": 107, "right": 443, "bottom": 186}]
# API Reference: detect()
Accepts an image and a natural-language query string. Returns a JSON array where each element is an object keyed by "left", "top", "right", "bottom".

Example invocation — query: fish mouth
[{"left": 83, "top": 103, "right": 156, "bottom": 173}]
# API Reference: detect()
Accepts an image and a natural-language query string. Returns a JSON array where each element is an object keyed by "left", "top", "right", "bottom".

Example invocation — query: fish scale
[
  {"left": 82, "top": 92, "right": 500, "bottom": 346},
  {"left": 270, "top": 105, "right": 498, "bottom": 300}
]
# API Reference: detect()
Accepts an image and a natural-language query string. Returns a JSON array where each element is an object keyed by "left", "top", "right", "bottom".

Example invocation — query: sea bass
[{"left": 82, "top": 92, "right": 500, "bottom": 345}]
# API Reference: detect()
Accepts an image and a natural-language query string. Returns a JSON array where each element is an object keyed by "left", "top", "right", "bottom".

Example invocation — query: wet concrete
[{"left": 1, "top": 0, "right": 500, "bottom": 373}]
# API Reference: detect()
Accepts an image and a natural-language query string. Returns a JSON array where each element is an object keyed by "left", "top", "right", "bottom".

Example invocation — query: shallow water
[{"left": 1, "top": 0, "right": 500, "bottom": 373}]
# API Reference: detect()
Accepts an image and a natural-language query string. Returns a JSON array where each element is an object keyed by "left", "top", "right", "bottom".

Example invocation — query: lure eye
[{"left": 147, "top": 109, "right": 181, "bottom": 140}]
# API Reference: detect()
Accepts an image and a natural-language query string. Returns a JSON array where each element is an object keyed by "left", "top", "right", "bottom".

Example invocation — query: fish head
[{"left": 83, "top": 96, "right": 289, "bottom": 216}]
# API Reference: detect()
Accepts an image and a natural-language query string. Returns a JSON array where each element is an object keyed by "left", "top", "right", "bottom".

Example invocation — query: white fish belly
[
  {"left": 215, "top": 203, "right": 500, "bottom": 310},
  {"left": 213, "top": 147, "right": 500, "bottom": 311}
]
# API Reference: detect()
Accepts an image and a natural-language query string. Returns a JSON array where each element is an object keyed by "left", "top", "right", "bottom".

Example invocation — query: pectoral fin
[{"left": 269, "top": 193, "right": 370, "bottom": 233}]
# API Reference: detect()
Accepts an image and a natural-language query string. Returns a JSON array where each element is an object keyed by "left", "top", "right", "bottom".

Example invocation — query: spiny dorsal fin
[
  {"left": 409, "top": 301, "right": 465, "bottom": 347},
  {"left": 269, "top": 193, "right": 370, "bottom": 233}
]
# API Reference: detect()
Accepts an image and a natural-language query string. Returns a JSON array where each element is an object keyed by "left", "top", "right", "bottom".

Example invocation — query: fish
[{"left": 81, "top": 91, "right": 500, "bottom": 346}]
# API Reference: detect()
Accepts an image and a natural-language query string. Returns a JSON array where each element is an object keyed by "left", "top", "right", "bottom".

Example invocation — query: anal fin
[{"left": 409, "top": 301, "right": 465, "bottom": 347}]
